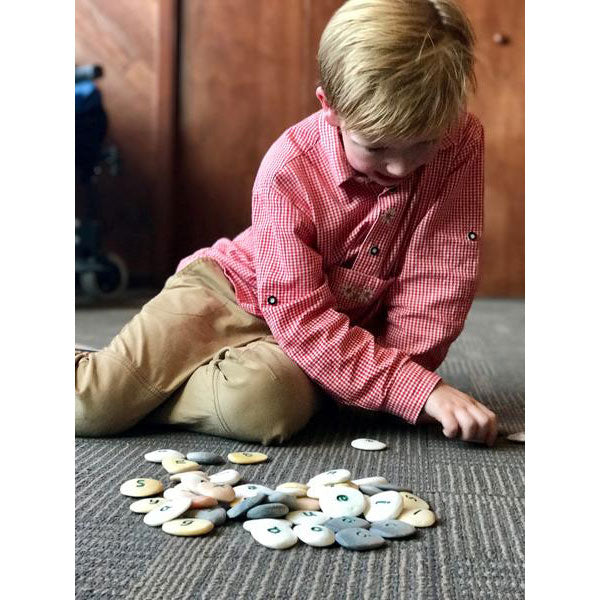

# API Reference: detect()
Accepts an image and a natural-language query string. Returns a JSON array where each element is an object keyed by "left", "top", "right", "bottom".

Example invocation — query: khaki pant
[{"left": 75, "top": 258, "right": 320, "bottom": 445}]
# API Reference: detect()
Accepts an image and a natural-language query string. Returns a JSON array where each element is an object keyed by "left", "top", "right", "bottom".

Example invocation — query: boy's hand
[{"left": 418, "top": 380, "right": 498, "bottom": 447}]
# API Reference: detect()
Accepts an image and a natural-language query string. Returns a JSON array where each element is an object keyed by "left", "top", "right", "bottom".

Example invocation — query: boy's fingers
[
  {"left": 467, "top": 405, "right": 492, "bottom": 444},
  {"left": 455, "top": 408, "right": 479, "bottom": 442},
  {"left": 441, "top": 413, "right": 459, "bottom": 439}
]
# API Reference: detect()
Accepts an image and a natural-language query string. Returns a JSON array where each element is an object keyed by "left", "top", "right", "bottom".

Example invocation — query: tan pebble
[
  {"left": 189, "top": 495, "right": 219, "bottom": 509},
  {"left": 227, "top": 451, "right": 268, "bottom": 464},
  {"left": 120, "top": 478, "right": 164, "bottom": 498},
  {"left": 195, "top": 482, "right": 236, "bottom": 503},
  {"left": 335, "top": 482, "right": 358, "bottom": 490},
  {"left": 276, "top": 483, "right": 307, "bottom": 497},
  {"left": 229, "top": 497, "right": 244, "bottom": 507},
  {"left": 295, "top": 497, "right": 320, "bottom": 511},
  {"left": 162, "top": 518, "right": 214, "bottom": 536},
  {"left": 400, "top": 492, "right": 429, "bottom": 511},
  {"left": 129, "top": 497, "right": 168, "bottom": 513},
  {"left": 162, "top": 457, "right": 201, "bottom": 474},
  {"left": 398, "top": 508, "right": 436, "bottom": 527}
]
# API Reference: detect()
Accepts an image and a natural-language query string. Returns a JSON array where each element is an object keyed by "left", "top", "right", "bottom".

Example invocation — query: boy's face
[{"left": 316, "top": 87, "right": 442, "bottom": 186}]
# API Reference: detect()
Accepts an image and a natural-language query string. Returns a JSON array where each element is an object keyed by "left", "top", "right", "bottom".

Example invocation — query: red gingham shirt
[{"left": 178, "top": 109, "right": 484, "bottom": 424}]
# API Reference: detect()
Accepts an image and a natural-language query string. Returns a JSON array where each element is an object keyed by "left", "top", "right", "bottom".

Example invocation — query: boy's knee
[
  {"left": 215, "top": 342, "right": 319, "bottom": 445},
  {"left": 75, "top": 351, "right": 163, "bottom": 437}
]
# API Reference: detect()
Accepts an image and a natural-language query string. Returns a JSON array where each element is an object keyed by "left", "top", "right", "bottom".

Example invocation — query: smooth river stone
[
  {"left": 351, "top": 438, "right": 387, "bottom": 451},
  {"left": 374, "top": 483, "right": 412, "bottom": 493},
  {"left": 161, "top": 457, "right": 201, "bottom": 474},
  {"left": 359, "top": 485, "right": 385, "bottom": 496},
  {"left": 250, "top": 522, "right": 298, "bottom": 550},
  {"left": 335, "top": 527, "right": 386, "bottom": 551},
  {"left": 276, "top": 483, "right": 308, "bottom": 497},
  {"left": 285, "top": 510, "right": 329, "bottom": 526},
  {"left": 294, "top": 524, "right": 335, "bottom": 547},
  {"left": 233, "top": 484, "right": 274, "bottom": 498},
  {"left": 506, "top": 431, "right": 525, "bottom": 443},
  {"left": 370, "top": 520, "right": 416, "bottom": 539},
  {"left": 398, "top": 508, "right": 436, "bottom": 527},
  {"left": 144, "top": 449, "right": 184, "bottom": 463},
  {"left": 143, "top": 498, "right": 192, "bottom": 526},
  {"left": 169, "top": 471, "right": 209, "bottom": 485},
  {"left": 352, "top": 476, "right": 388, "bottom": 486},
  {"left": 243, "top": 518, "right": 292, "bottom": 532},
  {"left": 164, "top": 487, "right": 218, "bottom": 509},
  {"left": 363, "top": 491, "right": 403, "bottom": 522},
  {"left": 120, "top": 478, "right": 164, "bottom": 498},
  {"left": 194, "top": 482, "right": 235, "bottom": 503},
  {"left": 295, "top": 497, "right": 321, "bottom": 511},
  {"left": 323, "top": 516, "right": 371, "bottom": 533},
  {"left": 185, "top": 451, "right": 225, "bottom": 464},
  {"left": 307, "top": 469, "right": 351, "bottom": 487},
  {"left": 129, "top": 497, "right": 168, "bottom": 514},
  {"left": 209, "top": 469, "right": 241, "bottom": 486},
  {"left": 227, "top": 451, "right": 268, "bottom": 464},
  {"left": 400, "top": 492, "right": 429, "bottom": 511},
  {"left": 162, "top": 518, "right": 214, "bottom": 536},
  {"left": 227, "top": 492, "right": 268, "bottom": 520},
  {"left": 267, "top": 492, "right": 301, "bottom": 510},
  {"left": 182, "top": 507, "right": 227, "bottom": 526},
  {"left": 308, "top": 482, "right": 358, "bottom": 499},
  {"left": 319, "top": 487, "right": 366, "bottom": 518},
  {"left": 246, "top": 503, "right": 289, "bottom": 520}
]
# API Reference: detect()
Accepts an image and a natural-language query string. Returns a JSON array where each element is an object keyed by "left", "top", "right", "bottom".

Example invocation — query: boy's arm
[
  {"left": 375, "top": 119, "right": 485, "bottom": 372},
  {"left": 251, "top": 172, "right": 441, "bottom": 425}
]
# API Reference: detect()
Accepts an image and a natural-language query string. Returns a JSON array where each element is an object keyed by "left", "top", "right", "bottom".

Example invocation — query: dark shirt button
[
  {"left": 370, "top": 246, "right": 380, "bottom": 256},
  {"left": 267, "top": 295, "right": 277, "bottom": 305},
  {"left": 467, "top": 232, "right": 478, "bottom": 241}
]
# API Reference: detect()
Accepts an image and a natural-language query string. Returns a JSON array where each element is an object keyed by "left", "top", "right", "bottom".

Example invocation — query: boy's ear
[{"left": 316, "top": 86, "right": 343, "bottom": 128}]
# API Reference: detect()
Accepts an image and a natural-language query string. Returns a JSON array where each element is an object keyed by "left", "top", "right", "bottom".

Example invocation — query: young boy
[{"left": 76, "top": 0, "right": 497, "bottom": 447}]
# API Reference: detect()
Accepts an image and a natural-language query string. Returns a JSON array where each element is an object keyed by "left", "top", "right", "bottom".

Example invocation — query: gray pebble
[
  {"left": 335, "top": 527, "right": 386, "bottom": 551},
  {"left": 246, "top": 503, "right": 290, "bottom": 519},
  {"left": 267, "top": 492, "right": 301, "bottom": 510},
  {"left": 374, "top": 483, "right": 412, "bottom": 493},
  {"left": 185, "top": 451, "right": 225, "bottom": 465},
  {"left": 323, "top": 516, "right": 371, "bottom": 533},
  {"left": 359, "top": 485, "right": 384, "bottom": 496},
  {"left": 369, "top": 520, "right": 416, "bottom": 539},
  {"left": 187, "top": 507, "right": 227, "bottom": 526},
  {"left": 227, "top": 493, "right": 267, "bottom": 520}
]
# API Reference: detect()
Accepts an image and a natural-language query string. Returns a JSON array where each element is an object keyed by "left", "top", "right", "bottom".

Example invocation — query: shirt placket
[{"left": 350, "top": 187, "right": 405, "bottom": 280}]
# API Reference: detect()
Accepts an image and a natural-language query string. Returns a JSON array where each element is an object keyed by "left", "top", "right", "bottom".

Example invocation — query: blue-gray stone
[
  {"left": 267, "top": 492, "right": 301, "bottom": 510},
  {"left": 369, "top": 520, "right": 416, "bottom": 539},
  {"left": 226, "top": 493, "right": 267, "bottom": 520},
  {"left": 359, "top": 485, "right": 383, "bottom": 496},
  {"left": 335, "top": 527, "right": 386, "bottom": 551},
  {"left": 323, "top": 516, "right": 371, "bottom": 533},
  {"left": 191, "top": 507, "right": 227, "bottom": 526},
  {"left": 185, "top": 451, "right": 225, "bottom": 465},
  {"left": 246, "top": 503, "right": 289, "bottom": 519}
]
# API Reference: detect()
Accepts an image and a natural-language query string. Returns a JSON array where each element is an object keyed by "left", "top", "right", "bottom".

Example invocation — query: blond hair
[{"left": 318, "top": 0, "right": 477, "bottom": 142}]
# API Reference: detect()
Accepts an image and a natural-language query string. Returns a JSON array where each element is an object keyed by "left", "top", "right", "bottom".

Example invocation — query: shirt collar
[{"left": 318, "top": 108, "right": 458, "bottom": 189}]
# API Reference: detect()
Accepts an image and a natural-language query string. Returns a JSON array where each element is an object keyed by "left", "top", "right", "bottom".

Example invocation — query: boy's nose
[{"left": 384, "top": 161, "right": 412, "bottom": 178}]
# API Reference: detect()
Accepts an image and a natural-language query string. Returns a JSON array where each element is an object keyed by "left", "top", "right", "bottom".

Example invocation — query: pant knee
[
  {"left": 215, "top": 343, "right": 318, "bottom": 445},
  {"left": 75, "top": 351, "right": 164, "bottom": 437}
]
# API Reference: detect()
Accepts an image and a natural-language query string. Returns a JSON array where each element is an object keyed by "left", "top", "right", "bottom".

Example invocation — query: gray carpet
[{"left": 75, "top": 297, "right": 524, "bottom": 600}]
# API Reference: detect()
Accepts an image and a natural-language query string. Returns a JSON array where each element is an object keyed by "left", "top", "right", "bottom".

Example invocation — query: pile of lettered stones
[{"left": 119, "top": 448, "right": 436, "bottom": 551}]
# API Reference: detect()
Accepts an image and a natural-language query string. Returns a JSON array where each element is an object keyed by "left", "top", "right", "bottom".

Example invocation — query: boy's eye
[{"left": 365, "top": 146, "right": 385, "bottom": 153}]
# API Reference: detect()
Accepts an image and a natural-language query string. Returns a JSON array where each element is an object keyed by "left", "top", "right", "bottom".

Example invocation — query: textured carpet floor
[{"left": 75, "top": 298, "right": 524, "bottom": 600}]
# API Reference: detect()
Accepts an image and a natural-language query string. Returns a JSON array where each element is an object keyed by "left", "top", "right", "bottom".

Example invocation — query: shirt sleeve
[
  {"left": 375, "top": 118, "right": 485, "bottom": 373},
  {"left": 251, "top": 169, "right": 442, "bottom": 424}
]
